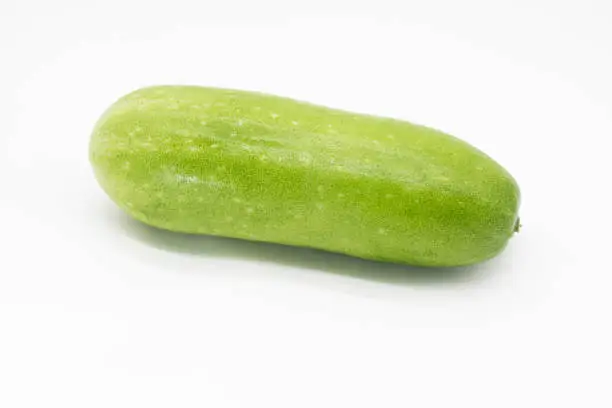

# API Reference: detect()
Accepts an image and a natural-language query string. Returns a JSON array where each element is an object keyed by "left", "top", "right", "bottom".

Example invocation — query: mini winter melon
[{"left": 90, "top": 86, "right": 520, "bottom": 267}]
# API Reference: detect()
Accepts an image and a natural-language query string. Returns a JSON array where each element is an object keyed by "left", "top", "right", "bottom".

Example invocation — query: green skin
[{"left": 90, "top": 86, "right": 520, "bottom": 267}]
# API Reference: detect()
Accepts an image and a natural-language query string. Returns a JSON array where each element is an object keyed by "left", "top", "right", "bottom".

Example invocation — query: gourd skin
[{"left": 90, "top": 86, "right": 520, "bottom": 267}]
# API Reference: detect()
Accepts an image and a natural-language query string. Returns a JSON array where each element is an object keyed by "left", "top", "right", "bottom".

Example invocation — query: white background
[{"left": 2, "top": 0, "right": 611, "bottom": 406}]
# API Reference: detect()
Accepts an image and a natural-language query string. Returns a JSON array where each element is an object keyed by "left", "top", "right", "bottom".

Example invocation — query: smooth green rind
[{"left": 90, "top": 86, "right": 520, "bottom": 267}]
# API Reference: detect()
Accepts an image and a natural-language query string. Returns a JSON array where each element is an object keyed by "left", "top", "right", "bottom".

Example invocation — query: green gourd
[{"left": 90, "top": 86, "right": 520, "bottom": 267}]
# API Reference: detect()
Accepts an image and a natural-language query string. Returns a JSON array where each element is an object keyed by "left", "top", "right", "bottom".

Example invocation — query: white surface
[{"left": 1, "top": 1, "right": 611, "bottom": 406}]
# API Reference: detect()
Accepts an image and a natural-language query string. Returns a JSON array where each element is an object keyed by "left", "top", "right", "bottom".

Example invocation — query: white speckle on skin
[
  {"left": 197, "top": 197, "right": 204, "bottom": 202},
  {"left": 242, "top": 224, "right": 248, "bottom": 228},
  {"left": 316, "top": 203, "right": 324, "bottom": 210},
  {"left": 291, "top": 121, "right": 299, "bottom": 126},
  {"left": 231, "top": 131, "right": 238, "bottom": 137},
  {"left": 246, "top": 207, "right": 254, "bottom": 214},
  {"left": 387, "top": 134, "right": 395, "bottom": 139},
  {"left": 232, "top": 197, "right": 242, "bottom": 203},
  {"left": 378, "top": 228, "right": 388, "bottom": 235},
  {"left": 373, "top": 140, "right": 380, "bottom": 145},
  {"left": 176, "top": 174, "right": 200, "bottom": 184},
  {"left": 204, "top": 178, "right": 227, "bottom": 190},
  {"left": 299, "top": 153, "right": 312, "bottom": 164},
  {"left": 156, "top": 192, "right": 164, "bottom": 198},
  {"left": 237, "top": 119, "right": 244, "bottom": 126},
  {"left": 126, "top": 202, "right": 134, "bottom": 207},
  {"left": 200, "top": 121, "right": 207, "bottom": 125},
  {"left": 337, "top": 193, "right": 345, "bottom": 198},
  {"left": 259, "top": 155, "right": 268, "bottom": 162},
  {"left": 188, "top": 146, "right": 198, "bottom": 152},
  {"left": 317, "top": 185, "right": 325, "bottom": 193},
  {"left": 210, "top": 144, "right": 219, "bottom": 149},
  {"left": 122, "top": 161, "right": 131, "bottom": 170},
  {"left": 476, "top": 166, "right": 484, "bottom": 171},
  {"left": 270, "top": 113, "right": 279, "bottom": 119},
  {"left": 168, "top": 102, "right": 179, "bottom": 110}
]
